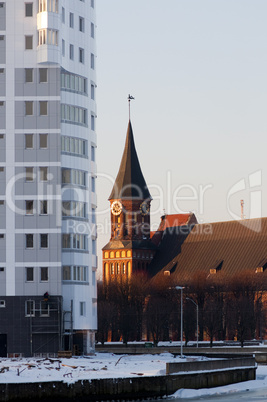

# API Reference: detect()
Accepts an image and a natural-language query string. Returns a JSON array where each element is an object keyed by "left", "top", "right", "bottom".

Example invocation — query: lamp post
[
  {"left": 186, "top": 297, "right": 199, "bottom": 348},
  {"left": 175, "top": 286, "right": 184, "bottom": 357}
]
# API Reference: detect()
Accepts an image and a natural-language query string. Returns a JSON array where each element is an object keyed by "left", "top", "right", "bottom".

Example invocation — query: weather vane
[{"left": 128, "top": 94, "right": 135, "bottom": 120}]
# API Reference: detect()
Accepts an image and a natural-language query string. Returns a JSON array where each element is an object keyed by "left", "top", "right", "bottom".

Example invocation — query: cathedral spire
[{"left": 109, "top": 120, "right": 151, "bottom": 201}]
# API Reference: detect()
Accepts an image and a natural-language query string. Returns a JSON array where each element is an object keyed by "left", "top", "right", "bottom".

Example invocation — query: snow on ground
[
  {"left": 1, "top": 351, "right": 267, "bottom": 401},
  {"left": 0, "top": 352, "right": 203, "bottom": 384}
]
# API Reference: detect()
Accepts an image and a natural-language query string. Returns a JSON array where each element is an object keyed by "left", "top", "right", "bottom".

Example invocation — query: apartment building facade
[{"left": 0, "top": 0, "right": 97, "bottom": 357}]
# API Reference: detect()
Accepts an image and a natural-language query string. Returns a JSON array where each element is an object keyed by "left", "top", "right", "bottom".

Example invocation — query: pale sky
[{"left": 95, "top": 0, "right": 267, "bottom": 273}]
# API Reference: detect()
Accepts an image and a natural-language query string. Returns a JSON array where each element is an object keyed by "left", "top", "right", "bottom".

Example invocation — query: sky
[{"left": 95, "top": 0, "right": 267, "bottom": 273}]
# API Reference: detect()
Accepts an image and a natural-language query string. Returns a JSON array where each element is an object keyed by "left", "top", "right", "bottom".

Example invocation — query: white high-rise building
[{"left": 0, "top": 0, "right": 97, "bottom": 357}]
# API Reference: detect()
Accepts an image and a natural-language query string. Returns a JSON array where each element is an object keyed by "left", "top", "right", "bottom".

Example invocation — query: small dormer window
[
  {"left": 256, "top": 258, "right": 267, "bottom": 273},
  {"left": 256, "top": 267, "right": 264, "bottom": 273},
  {"left": 209, "top": 260, "right": 224, "bottom": 275},
  {"left": 164, "top": 270, "right": 170, "bottom": 276}
]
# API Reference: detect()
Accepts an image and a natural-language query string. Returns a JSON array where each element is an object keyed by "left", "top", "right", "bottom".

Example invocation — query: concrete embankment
[{"left": 0, "top": 357, "right": 256, "bottom": 402}]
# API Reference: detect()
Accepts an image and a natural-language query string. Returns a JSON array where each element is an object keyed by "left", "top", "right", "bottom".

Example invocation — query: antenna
[
  {"left": 128, "top": 94, "right": 135, "bottom": 120},
  {"left": 240, "top": 199, "right": 244, "bottom": 220}
]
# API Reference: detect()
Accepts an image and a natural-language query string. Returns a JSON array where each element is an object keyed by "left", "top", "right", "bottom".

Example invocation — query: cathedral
[{"left": 102, "top": 120, "right": 267, "bottom": 287}]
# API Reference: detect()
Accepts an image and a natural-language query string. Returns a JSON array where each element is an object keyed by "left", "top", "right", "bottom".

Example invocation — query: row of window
[
  {"left": 62, "top": 168, "right": 87, "bottom": 186},
  {"left": 38, "top": 29, "right": 58, "bottom": 46},
  {"left": 24, "top": 1, "right": 94, "bottom": 18},
  {"left": 24, "top": 299, "right": 87, "bottom": 318},
  {"left": 25, "top": 233, "right": 49, "bottom": 248},
  {"left": 61, "top": 136, "right": 87, "bottom": 157},
  {"left": 25, "top": 101, "right": 48, "bottom": 116},
  {"left": 104, "top": 250, "right": 154, "bottom": 260},
  {"left": 62, "top": 265, "right": 87, "bottom": 281},
  {"left": 104, "top": 262, "right": 131, "bottom": 276},
  {"left": 25, "top": 133, "right": 48, "bottom": 149},
  {"left": 24, "top": 34, "right": 96, "bottom": 67},
  {"left": 26, "top": 266, "right": 49, "bottom": 282},
  {"left": 25, "top": 68, "right": 48, "bottom": 83},
  {"left": 61, "top": 104, "right": 87, "bottom": 126},
  {"left": 62, "top": 234, "right": 87, "bottom": 250},
  {"left": 61, "top": 71, "right": 88, "bottom": 95},
  {"left": 62, "top": 8, "right": 94, "bottom": 36},
  {"left": 25, "top": 200, "right": 48, "bottom": 215},
  {"left": 62, "top": 40, "right": 94, "bottom": 67},
  {"left": 24, "top": 166, "right": 48, "bottom": 181},
  {"left": 22, "top": 101, "right": 95, "bottom": 130},
  {"left": 62, "top": 201, "right": 86, "bottom": 218}
]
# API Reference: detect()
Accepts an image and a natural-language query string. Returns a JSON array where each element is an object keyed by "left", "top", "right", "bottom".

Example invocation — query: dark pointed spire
[{"left": 109, "top": 121, "right": 151, "bottom": 201}]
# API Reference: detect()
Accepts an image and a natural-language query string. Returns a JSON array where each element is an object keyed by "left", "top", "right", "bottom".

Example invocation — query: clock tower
[{"left": 102, "top": 120, "right": 156, "bottom": 282}]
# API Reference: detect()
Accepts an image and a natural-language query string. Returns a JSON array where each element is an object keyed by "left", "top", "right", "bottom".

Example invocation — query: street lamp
[
  {"left": 186, "top": 297, "right": 199, "bottom": 348},
  {"left": 175, "top": 286, "right": 184, "bottom": 358}
]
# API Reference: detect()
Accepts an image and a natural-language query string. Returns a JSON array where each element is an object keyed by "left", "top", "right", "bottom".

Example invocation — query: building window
[
  {"left": 80, "top": 302, "right": 85, "bottom": 316},
  {"left": 62, "top": 234, "right": 87, "bottom": 250},
  {"left": 40, "top": 267, "right": 48, "bottom": 281},
  {"left": 39, "top": 133, "right": 48, "bottom": 148},
  {"left": 38, "top": 29, "right": 58, "bottom": 46},
  {"left": 90, "top": 53, "right": 94, "bottom": 69},
  {"left": 91, "top": 114, "right": 95, "bottom": 130},
  {"left": 39, "top": 101, "right": 48, "bottom": 115},
  {"left": 91, "top": 23, "right": 94, "bottom": 38},
  {"left": 91, "top": 84, "right": 95, "bottom": 100},
  {"left": 91, "top": 145, "right": 95, "bottom": 161},
  {"left": 62, "top": 234, "right": 71, "bottom": 249},
  {"left": 39, "top": 167, "right": 48, "bottom": 181},
  {"left": 61, "top": 136, "right": 87, "bottom": 157},
  {"left": 25, "top": 101, "right": 33, "bottom": 116},
  {"left": 25, "top": 134, "right": 33, "bottom": 149},
  {"left": 61, "top": 72, "right": 87, "bottom": 95},
  {"left": 62, "top": 6, "right": 65, "bottom": 23},
  {"left": 40, "top": 200, "right": 48, "bottom": 215},
  {"left": 92, "top": 208, "right": 96, "bottom": 224},
  {"left": 25, "top": 200, "right": 34, "bottom": 215},
  {"left": 62, "top": 201, "right": 86, "bottom": 218},
  {"left": 62, "top": 39, "right": 65, "bottom": 56},
  {"left": 39, "top": 68, "right": 48, "bottom": 83},
  {"left": 25, "top": 167, "right": 34, "bottom": 181},
  {"left": 40, "top": 234, "right": 48, "bottom": 248},
  {"left": 69, "top": 44, "right": 74, "bottom": 60},
  {"left": 40, "top": 300, "right": 50, "bottom": 316},
  {"left": 62, "top": 168, "right": 86, "bottom": 186},
  {"left": 25, "top": 68, "right": 33, "bottom": 83},
  {"left": 25, "top": 300, "right": 35, "bottom": 317},
  {"left": 79, "top": 48, "right": 84, "bottom": 64},
  {"left": 63, "top": 266, "right": 71, "bottom": 280},
  {"left": 92, "top": 239, "right": 96, "bottom": 255},
  {"left": 39, "top": 0, "right": 58, "bottom": 13},
  {"left": 26, "top": 234, "right": 34, "bottom": 248},
  {"left": 91, "top": 0, "right": 94, "bottom": 8},
  {"left": 25, "top": 3, "right": 33, "bottom": 17},
  {"left": 91, "top": 176, "right": 96, "bottom": 192},
  {"left": 25, "top": 35, "right": 33, "bottom": 49},
  {"left": 69, "top": 12, "right": 74, "bottom": 28},
  {"left": 26, "top": 267, "right": 34, "bottom": 282},
  {"left": 61, "top": 104, "right": 87, "bottom": 125},
  {"left": 79, "top": 17, "right": 85, "bottom": 32}
]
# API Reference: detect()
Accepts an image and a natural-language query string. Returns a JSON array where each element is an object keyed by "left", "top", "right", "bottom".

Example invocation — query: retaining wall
[
  {"left": 166, "top": 356, "right": 256, "bottom": 374},
  {"left": 0, "top": 366, "right": 256, "bottom": 402}
]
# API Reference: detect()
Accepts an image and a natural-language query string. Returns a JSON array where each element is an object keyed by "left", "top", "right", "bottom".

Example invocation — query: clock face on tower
[
  {"left": 111, "top": 201, "right": 122, "bottom": 216},
  {"left": 140, "top": 201, "right": 149, "bottom": 216}
]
